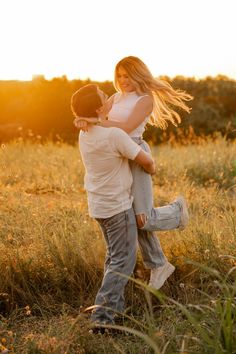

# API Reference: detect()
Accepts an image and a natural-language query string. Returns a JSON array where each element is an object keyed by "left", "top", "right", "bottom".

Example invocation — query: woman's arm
[
  {"left": 100, "top": 95, "right": 153, "bottom": 133},
  {"left": 75, "top": 95, "right": 153, "bottom": 133},
  {"left": 73, "top": 94, "right": 115, "bottom": 130}
]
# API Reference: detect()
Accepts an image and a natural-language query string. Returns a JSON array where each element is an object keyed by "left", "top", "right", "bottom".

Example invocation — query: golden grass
[{"left": 0, "top": 137, "right": 235, "bottom": 353}]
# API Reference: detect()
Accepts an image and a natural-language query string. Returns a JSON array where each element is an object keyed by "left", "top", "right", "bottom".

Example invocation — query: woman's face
[{"left": 116, "top": 66, "right": 135, "bottom": 93}]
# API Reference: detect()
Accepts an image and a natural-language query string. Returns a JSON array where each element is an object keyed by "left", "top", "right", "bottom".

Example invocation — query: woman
[{"left": 75, "top": 56, "right": 193, "bottom": 288}]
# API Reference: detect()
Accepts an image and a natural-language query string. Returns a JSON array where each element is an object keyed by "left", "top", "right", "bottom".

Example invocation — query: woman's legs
[
  {"left": 138, "top": 227, "right": 176, "bottom": 289},
  {"left": 138, "top": 229, "right": 166, "bottom": 268},
  {"left": 129, "top": 139, "right": 188, "bottom": 288},
  {"left": 129, "top": 141, "right": 184, "bottom": 233},
  {"left": 139, "top": 196, "right": 189, "bottom": 231}
]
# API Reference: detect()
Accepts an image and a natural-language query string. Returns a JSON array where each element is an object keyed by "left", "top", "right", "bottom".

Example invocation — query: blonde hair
[{"left": 114, "top": 56, "right": 193, "bottom": 129}]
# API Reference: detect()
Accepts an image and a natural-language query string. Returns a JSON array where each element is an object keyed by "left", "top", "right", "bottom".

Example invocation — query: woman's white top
[{"left": 108, "top": 91, "right": 151, "bottom": 138}]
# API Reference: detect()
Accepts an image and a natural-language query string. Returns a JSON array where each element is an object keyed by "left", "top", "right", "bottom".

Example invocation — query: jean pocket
[{"left": 102, "top": 211, "right": 124, "bottom": 228}]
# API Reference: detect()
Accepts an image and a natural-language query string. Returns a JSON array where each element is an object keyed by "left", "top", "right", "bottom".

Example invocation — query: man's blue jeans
[{"left": 91, "top": 207, "right": 137, "bottom": 324}]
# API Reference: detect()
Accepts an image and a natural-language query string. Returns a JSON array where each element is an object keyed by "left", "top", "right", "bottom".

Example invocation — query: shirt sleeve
[{"left": 110, "top": 128, "right": 141, "bottom": 160}]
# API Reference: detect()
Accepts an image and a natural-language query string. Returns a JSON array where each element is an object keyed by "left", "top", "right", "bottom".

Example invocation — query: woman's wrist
[
  {"left": 96, "top": 117, "right": 102, "bottom": 125},
  {"left": 97, "top": 116, "right": 107, "bottom": 125}
]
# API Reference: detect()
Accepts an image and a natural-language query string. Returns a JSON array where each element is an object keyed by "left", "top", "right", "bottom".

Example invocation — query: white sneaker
[
  {"left": 175, "top": 196, "right": 189, "bottom": 230},
  {"left": 148, "top": 261, "right": 175, "bottom": 289}
]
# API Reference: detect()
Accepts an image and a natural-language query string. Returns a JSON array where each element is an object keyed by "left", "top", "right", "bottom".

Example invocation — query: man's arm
[
  {"left": 110, "top": 128, "right": 155, "bottom": 175},
  {"left": 134, "top": 150, "right": 156, "bottom": 175}
]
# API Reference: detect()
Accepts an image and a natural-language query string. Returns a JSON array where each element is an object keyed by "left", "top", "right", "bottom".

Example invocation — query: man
[{"left": 71, "top": 84, "right": 156, "bottom": 329}]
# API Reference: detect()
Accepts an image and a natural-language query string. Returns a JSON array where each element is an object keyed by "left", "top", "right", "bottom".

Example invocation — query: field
[{"left": 0, "top": 137, "right": 235, "bottom": 354}]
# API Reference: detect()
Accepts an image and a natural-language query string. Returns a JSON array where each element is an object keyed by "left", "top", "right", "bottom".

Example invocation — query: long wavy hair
[{"left": 114, "top": 56, "right": 193, "bottom": 129}]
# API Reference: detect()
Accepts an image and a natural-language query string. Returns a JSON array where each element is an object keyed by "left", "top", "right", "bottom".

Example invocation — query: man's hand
[{"left": 149, "top": 160, "right": 156, "bottom": 175}]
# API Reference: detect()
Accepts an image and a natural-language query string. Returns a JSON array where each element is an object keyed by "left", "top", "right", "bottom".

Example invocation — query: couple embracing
[{"left": 71, "top": 56, "right": 193, "bottom": 331}]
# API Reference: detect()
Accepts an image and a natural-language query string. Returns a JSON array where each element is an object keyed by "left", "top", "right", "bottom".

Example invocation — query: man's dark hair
[{"left": 71, "top": 84, "right": 102, "bottom": 118}]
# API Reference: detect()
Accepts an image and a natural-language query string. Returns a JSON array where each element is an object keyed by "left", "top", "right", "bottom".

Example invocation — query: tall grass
[{"left": 0, "top": 137, "right": 235, "bottom": 353}]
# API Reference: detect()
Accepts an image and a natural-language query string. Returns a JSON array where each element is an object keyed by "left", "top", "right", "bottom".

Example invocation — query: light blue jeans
[
  {"left": 91, "top": 207, "right": 137, "bottom": 324},
  {"left": 130, "top": 138, "right": 181, "bottom": 269}
]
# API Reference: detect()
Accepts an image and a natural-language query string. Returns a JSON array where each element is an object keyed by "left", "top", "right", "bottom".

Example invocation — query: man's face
[{"left": 97, "top": 88, "right": 108, "bottom": 106}]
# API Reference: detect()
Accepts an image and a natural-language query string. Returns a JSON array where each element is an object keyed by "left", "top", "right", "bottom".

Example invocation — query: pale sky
[{"left": 0, "top": 0, "right": 235, "bottom": 81}]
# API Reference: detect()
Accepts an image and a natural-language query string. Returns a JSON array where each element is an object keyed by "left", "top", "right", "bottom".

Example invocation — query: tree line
[{"left": 0, "top": 75, "right": 235, "bottom": 144}]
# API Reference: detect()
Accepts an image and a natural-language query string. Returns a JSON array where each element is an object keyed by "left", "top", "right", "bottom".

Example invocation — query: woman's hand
[
  {"left": 77, "top": 120, "right": 89, "bottom": 132},
  {"left": 73, "top": 116, "right": 102, "bottom": 132},
  {"left": 73, "top": 117, "right": 90, "bottom": 132},
  {"left": 74, "top": 117, "right": 98, "bottom": 125}
]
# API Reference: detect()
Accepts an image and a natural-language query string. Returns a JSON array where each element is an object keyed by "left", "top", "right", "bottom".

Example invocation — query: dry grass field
[{"left": 0, "top": 137, "right": 235, "bottom": 353}]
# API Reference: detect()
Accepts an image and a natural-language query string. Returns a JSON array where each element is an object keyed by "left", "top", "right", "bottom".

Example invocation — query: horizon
[{"left": 0, "top": 72, "right": 235, "bottom": 83}]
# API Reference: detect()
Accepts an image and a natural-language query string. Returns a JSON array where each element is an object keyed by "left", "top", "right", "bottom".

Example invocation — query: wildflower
[
  {"left": 0, "top": 344, "right": 8, "bottom": 353},
  {"left": 7, "top": 234, "right": 13, "bottom": 242},
  {"left": 154, "top": 330, "right": 164, "bottom": 337},
  {"left": 25, "top": 305, "right": 31, "bottom": 316},
  {"left": 2, "top": 350, "right": 9, "bottom": 354}
]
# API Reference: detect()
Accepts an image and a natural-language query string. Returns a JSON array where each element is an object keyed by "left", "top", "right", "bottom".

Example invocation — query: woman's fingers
[
  {"left": 76, "top": 117, "right": 98, "bottom": 124},
  {"left": 78, "top": 121, "right": 88, "bottom": 128},
  {"left": 74, "top": 119, "right": 88, "bottom": 130},
  {"left": 73, "top": 117, "right": 79, "bottom": 126}
]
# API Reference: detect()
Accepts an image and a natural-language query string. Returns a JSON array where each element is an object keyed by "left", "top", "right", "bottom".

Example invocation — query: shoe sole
[{"left": 177, "top": 196, "right": 189, "bottom": 230}]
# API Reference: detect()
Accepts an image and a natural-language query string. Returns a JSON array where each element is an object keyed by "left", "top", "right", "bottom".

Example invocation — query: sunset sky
[{"left": 0, "top": 0, "right": 235, "bottom": 81}]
